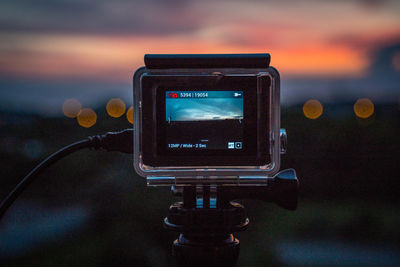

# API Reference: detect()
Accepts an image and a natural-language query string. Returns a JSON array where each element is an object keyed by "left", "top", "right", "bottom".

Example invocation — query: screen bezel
[{"left": 140, "top": 74, "right": 271, "bottom": 167}]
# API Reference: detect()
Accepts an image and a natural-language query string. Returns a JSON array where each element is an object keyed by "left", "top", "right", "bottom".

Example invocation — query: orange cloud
[{"left": 0, "top": 32, "right": 371, "bottom": 81}]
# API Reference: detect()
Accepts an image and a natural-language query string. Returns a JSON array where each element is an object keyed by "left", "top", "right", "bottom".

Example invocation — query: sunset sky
[
  {"left": 0, "top": 0, "right": 399, "bottom": 114},
  {"left": 1, "top": 0, "right": 399, "bottom": 81}
]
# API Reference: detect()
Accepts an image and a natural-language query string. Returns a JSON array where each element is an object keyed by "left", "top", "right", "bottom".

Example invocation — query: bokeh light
[
  {"left": 354, "top": 98, "right": 374, "bottom": 119},
  {"left": 126, "top": 106, "right": 133, "bottom": 124},
  {"left": 77, "top": 108, "right": 97, "bottom": 128},
  {"left": 106, "top": 98, "right": 126, "bottom": 118},
  {"left": 62, "top": 98, "right": 81, "bottom": 118},
  {"left": 303, "top": 99, "right": 323, "bottom": 119},
  {"left": 392, "top": 52, "right": 400, "bottom": 72}
]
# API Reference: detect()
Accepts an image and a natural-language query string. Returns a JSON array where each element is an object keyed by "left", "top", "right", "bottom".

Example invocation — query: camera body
[{"left": 133, "top": 54, "right": 285, "bottom": 185}]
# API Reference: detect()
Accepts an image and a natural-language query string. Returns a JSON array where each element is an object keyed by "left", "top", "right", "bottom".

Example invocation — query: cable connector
[{"left": 88, "top": 128, "right": 133, "bottom": 154}]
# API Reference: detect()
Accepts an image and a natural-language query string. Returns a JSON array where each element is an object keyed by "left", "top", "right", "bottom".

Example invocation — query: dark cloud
[
  {"left": 368, "top": 43, "right": 400, "bottom": 81},
  {"left": 356, "top": 0, "right": 389, "bottom": 9},
  {"left": 4, "top": 0, "right": 96, "bottom": 13},
  {"left": 0, "top": 0, "right": 202, "bottom": 35}
]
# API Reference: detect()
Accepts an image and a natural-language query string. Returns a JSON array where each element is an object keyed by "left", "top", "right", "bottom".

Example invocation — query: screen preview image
[{"left": 165, "top": 91, "right": 244, "bottom": 150}]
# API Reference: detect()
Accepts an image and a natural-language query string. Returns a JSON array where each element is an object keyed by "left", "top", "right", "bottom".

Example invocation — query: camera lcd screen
[
  {"left": 165, "top": 91, "right": 244, "bottom": 151},
  {"left": 141, "top": 75, "right": 271, "bottom": 166}
]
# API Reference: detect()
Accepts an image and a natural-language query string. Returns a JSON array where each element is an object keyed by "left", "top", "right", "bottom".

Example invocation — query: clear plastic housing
[{"left": 133, "top": 67, "right": 281, "bottom": 185}]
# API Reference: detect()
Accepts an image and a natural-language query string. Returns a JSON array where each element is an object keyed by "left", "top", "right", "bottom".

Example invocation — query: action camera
[{"left": 133, "top": 54, "right": 286, "bottom": 185}]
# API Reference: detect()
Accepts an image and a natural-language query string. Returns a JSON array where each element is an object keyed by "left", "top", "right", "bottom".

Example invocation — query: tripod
[{"left": 163, "top": 169, "right": 299, "bottom": 267}]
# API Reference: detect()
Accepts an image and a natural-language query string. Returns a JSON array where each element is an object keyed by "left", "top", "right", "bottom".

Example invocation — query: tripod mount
[{"left": 161, "top": 169, "right": 299, "bottom": 266}]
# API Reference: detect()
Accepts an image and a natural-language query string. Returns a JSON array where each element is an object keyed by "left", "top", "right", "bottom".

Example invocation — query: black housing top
[{"left": 144, "top": 53, "right": 270, "bottom": 69}]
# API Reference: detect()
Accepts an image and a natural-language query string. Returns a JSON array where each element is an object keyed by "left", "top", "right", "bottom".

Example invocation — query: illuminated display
[{"left": 165, "top": 91, "right": 244, "bottom": 150}]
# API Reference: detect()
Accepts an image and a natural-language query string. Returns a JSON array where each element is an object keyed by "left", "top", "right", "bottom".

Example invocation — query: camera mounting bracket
[{"left": 163, "top": 169, "right": 298, "bottom": 266}]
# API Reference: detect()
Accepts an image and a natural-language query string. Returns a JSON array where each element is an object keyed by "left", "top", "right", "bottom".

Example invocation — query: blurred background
[{"left": 0, "top": 0, "right": 399, "bottom": 266}]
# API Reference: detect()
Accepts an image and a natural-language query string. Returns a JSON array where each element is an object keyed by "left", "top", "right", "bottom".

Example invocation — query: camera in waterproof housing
[{"left": 132, "top": 53, "right": 288, "bottom": 186}]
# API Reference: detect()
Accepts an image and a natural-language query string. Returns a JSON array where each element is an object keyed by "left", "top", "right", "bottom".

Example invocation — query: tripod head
[{"left": 163, "top": 169, "right": 298, "bottom": 266}]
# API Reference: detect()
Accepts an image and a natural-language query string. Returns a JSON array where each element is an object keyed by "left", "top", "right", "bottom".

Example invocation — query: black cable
[
  {"left": 0, "top": 129, "right": 133, "bottom": 221},
  {"left": 0, "top": 139, "right": 90, "bottom": 220}
]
